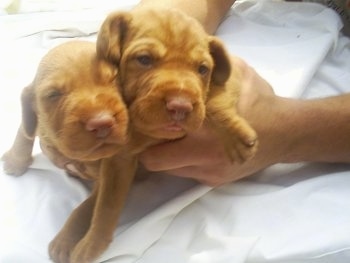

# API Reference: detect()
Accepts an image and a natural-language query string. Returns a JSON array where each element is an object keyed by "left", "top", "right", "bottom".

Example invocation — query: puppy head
[
  {"left": 97, "top": 8, "right": 231, "bottom": 139},
  {"left": 23, "top": 41, "right": 128, "bottom": 161}
]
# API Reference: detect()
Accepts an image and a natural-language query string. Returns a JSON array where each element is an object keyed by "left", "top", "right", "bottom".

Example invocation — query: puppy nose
[
  {"left": 85, "top": 114, "right": 115, "bottom": 138},
  {"left": 166, "top": 97, "right": 193, "bottom": 121}
]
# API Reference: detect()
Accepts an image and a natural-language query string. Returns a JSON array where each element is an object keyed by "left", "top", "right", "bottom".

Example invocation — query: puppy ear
[
  {"left": 94, "top": 58, "right": 118, "bottom": 84},
  {"left": 209, "top": 36, "right": 231, "bottom": 85},
  {"left": 96, "top": 11, "right": 132, "bottom": 64},
  {"left": 21, "top": 85, "right": 37, "bottom": 139}
]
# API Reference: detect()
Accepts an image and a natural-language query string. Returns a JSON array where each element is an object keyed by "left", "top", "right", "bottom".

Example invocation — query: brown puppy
[
  {"left": 1, "top": 41, "right": 130, "bottom": 262},
  {"left": 98, "top": 7, "right": 258, "bottom": 162},
  {"left": 56, "top": 7, "right": 258, "bottom": 263},
  {"left": 2, "top": 8, "right": 258, "bottom": 263},
  {"left": 2, "top": 41, "right": 128, "bottom": 178},
  {"left": 56, "top": 9, "right": 229, "bottom": 262}
]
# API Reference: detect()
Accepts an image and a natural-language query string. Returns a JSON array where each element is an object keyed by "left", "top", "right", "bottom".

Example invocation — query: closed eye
[{"left": 46, "top": 89, "right": 64, "bottom": 101}]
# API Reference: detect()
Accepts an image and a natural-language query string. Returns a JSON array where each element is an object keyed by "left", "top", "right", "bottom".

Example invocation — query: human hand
[{"left": 139, "top": 57, "right": 283, "bottom": 186}]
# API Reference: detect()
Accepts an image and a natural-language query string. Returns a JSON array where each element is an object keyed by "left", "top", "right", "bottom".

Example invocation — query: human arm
[
  {"left": 138, "top": 0, "right": 235, "bottom": 34},
  {"left": 136, "top": 0, "right": 350, "bottom": 186},
  {"left": 139, "top": 57, "right": 350, "bottom": 186}
]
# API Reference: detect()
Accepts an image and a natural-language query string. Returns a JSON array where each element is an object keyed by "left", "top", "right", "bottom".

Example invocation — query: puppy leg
[
  {"left": 2, "top": 125, "right": 34, "bottom": 176},
  {"left": 70, "top": 155, "right": 137, "bottom": 263},
  {"left": 49, "top": 188, "right": 97, "bottom": 263},
  {"left": 209, "top": 112, "right": 257, "bottom": 162},
  {"left": 207, "top": 91, "right": 258, "bottom": 163}
]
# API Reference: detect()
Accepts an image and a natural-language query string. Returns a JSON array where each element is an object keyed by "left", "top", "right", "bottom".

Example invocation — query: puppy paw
[
  {"left": 70, "top": 233, "right": 110, "bottom": 263},
  {"left": 49, "top": 233, "right": 80, "bottom": 263},
  {"left": 1, "top": 151, "right": 33, "bottom": 176},
  {"left": 226, "top": 132, "right": 257, "bottom": 163},
  {"left": 222, "top": 117, "right": 258, "bottom": 163}
]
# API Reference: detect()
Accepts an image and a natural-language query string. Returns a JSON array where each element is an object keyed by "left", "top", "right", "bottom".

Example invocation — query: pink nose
[
  {"left": 166, "top": 97, "right": 193, "bottom": 121},
  {"left": 85, "top": 114, "right": 115, "bottom": 138}
]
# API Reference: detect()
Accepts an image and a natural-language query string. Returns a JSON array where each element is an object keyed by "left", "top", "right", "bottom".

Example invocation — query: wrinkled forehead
[
  {"left": 37, "top": 46, "right": 93, "bottom": 77},
  {"left": 35, "top": 59, "right": 91, "bottom": 90},
  {"left": 128, "top": 9, "right": 210, "bottom": 53},
  {"left": 33, "top": 56, "right": 118, "bottom": 101}
]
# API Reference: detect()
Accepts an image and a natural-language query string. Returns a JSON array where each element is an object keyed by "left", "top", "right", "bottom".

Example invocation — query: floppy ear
[
  {"left": 96, "top": 11, "right": 132, "bottom": 65},
  {"left": 209, "top": 36, "right": 232, "bottom": 85},
  {"left": 21, "top": 85, "right": 37, "bottom": 139}
]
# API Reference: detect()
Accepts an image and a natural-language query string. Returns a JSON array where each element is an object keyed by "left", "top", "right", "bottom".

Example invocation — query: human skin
[
  {"left": 137, "top": 0, "right": 350, "bottom": 186},
  {"left": 136, "top": 0, "right": 235, "bottom": 34}
]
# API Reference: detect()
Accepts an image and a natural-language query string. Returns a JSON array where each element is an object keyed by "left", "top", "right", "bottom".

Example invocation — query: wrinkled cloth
[{"left": 1, "top": 1, "right": 350, "bottom": 262}]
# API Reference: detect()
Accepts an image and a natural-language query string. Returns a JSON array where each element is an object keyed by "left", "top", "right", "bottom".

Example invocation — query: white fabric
[{"left": 1, "top": 1, "right": 350, "bottom": 262}]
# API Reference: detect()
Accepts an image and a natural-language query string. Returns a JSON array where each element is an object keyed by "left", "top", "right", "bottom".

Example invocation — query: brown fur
[
  {"left": 60, "top": 7, "right": 258, "bottom": 263},
  {"left": 2, "top": 41, "right": 129, "bottom": 179},
  {"left": 1, "top": 41, "right": 131, "bottom": 263},
  {"left": 47, "top": 9, "right": 230, "bottom": 260},
  {"left": 2, "top": 7, "right": 258, "bottom": 263},
  {"left": 51, "top": 9, "right": 230, "bottom": 262},
  {"left": 98, "top": 7, "right": 258, "bottom": 161}
]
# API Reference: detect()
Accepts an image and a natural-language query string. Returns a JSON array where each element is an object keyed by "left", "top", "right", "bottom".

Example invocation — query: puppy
[
  {"left": 4, "top": 8, "right": 258, "bottom": 263},
  {"left": 2, "top": 40, "right": 128, "bottom": 178},
  {"left": 97, "top": 7, "right": 258, "bottom": 162},
  {"left": 1, "top": 41, "right": 130, "bottom": 262},
  {"left": 55, "top": 7, "right": 259, "bottom": 263}
]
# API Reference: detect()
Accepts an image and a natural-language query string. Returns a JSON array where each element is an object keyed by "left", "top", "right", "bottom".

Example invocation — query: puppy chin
[
  {"left": 135, "top": 119, "right": 205, "bottom": 140},
  {"left": 58, "top": 142, "right": 122, "bottom": 162},
  {"left": 142, "top": 129, "right": 186, "bottom": 140}
]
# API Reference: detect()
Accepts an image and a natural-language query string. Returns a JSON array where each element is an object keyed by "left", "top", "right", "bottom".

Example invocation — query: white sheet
[{"left": 1, "top": 1, "right": 350, "bottom": 262}]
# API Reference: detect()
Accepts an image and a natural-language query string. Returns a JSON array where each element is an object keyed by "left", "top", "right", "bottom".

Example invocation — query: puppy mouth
[
  {"left": 162, "top": 122, "right": 184, "bottom": 132},
  {"left": 91, "top": 138, "right": 125, "bottom": 152},
  {"left": 78, "top": 139, "right": 125, "bottom": 161}
]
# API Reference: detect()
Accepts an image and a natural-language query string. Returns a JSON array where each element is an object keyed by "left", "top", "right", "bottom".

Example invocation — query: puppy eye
[
  {"left": 198, "top": 64, "right": 209, "bottom": 76},
  {"left": 136, "top": 55, "right": 153, "bottom": 67}
]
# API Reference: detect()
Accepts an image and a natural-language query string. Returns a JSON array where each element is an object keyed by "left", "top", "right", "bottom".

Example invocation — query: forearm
[
  {"left": 280, "top": 95, "right": 350, "bottom": 163},
  {"left": 138, "top": 0, "right": 235, "bottom": 34},
  {"left": 245, "top": 94, "right": 350, "bottom": 166}
]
